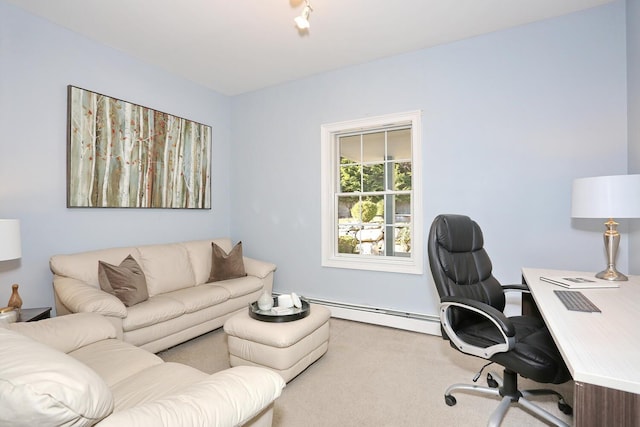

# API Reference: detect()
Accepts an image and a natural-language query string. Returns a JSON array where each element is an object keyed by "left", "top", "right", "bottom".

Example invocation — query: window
[{"left": 321, "top": 111, "right": 423, "bottom": 274}]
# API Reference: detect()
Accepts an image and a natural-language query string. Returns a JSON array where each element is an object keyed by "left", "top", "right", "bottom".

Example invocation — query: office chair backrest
[{"left": 428, "top": 214, "right": 506, "bottom": 328}]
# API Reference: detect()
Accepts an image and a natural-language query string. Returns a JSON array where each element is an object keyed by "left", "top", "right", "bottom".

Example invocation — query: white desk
[{"left": 522, "top": 268, "right": 640, "bottom": 426}]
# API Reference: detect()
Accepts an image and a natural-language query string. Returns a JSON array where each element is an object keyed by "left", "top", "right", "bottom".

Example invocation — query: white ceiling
[{"left": 5, "top": 0, "right": 613, "bottom": 96}]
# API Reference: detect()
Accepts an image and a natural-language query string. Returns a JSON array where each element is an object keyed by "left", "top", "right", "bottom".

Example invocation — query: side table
[{"left": 17, "top": 307, "right": 52, "bottom": 322}]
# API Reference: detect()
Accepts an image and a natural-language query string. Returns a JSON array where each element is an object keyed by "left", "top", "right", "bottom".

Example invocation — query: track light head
[{"left": 294, "top": 1, "right": 313, "bottom": 30}]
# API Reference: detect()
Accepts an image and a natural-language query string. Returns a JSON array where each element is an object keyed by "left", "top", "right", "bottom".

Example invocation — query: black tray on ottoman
[{"left": 248, "top": 298, "right": 310, "bottom": 322}]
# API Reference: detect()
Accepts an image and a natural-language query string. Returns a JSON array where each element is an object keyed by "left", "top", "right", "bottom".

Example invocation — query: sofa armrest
[
  {"left": 0, "top": 327, "right": 114, "bottom": 427},
  {"left": 8, "top": 313, "right": 118, "bottom": 354},
  {"left": 96, "top": 366, "right": 285, "bottom": 427},
  {"left": 243, "top": 257, "right": 277, "bottom": 279},
  {"left": 54, "top": 276, "right": 127, "bottom": 318}
]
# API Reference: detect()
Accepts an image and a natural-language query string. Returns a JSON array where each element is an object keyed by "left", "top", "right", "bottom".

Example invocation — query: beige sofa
[
  {"left": 51, "top": 238, "right": 276, "bottom": 353},
  {"left": 0, "top": 313, "right": 285, "bottom": 426}
]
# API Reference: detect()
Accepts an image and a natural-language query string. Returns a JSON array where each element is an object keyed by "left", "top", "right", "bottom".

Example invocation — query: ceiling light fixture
[{"left": 294, "top": 0, "right": 313, "bottom": 30}]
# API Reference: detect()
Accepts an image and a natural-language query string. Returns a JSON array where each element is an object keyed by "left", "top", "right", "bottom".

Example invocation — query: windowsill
[{"left": 322, "top": 255, "right": 423, "bottom": 275}]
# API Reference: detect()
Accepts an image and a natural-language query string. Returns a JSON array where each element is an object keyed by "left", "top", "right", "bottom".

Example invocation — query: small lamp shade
[
  {"left": 294, "top": 2, "right": 312, "bottom": 30},
  {"left": 0, "top": 219, "right": 22, "bottom": 261},
  {"left": 294, "top": 14, "right": 310, "bottom": 29},
  {"left": 571, "top": 174, "right": 640, "bottom": 281},
  {"left": 572, "top": 174, "right": 640, "bottom": 219}
]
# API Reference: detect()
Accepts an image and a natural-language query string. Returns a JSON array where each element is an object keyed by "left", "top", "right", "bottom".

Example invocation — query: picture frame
[{"left": 67, "top": 86, "right": 211, "bottom": 209}]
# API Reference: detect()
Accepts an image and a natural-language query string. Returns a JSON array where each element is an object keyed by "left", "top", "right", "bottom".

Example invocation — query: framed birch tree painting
[{"left": 67, "top": 86, "right": 212, "bottom": 209}]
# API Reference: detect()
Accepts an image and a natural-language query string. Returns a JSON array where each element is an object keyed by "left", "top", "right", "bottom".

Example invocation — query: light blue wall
[
  {"left": 231, "top": 1, "right": 627, "bottom": 315},
  {"left": 0, "top": 1, "right": 232, "bottom": 309},
  {"left": 0, "top": 1, "right": 629, "bottom": 317},
  {"left": 627, "top": 0, "right": 640, "bottom": 273}
]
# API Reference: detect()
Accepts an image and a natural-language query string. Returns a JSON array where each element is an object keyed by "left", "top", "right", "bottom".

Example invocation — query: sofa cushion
[
  {"left": 99, "top": 255, "right": 149, "bottom": 307},
  {"left": 123, "top": 305, "right": 233, "bottom": 349},
  {"left": 182, "top": 238, "right": 232, "bottom": 285},
  {"left": 0, "top": 328, "right": 114, "bottom": 427},
  {"left": 69, "top": 338, "right": 164, "bottom": 388},
  {"left": 122, "top": 294, "right": 186, "bottom": 332},
  {"left": 164, "top": 285, "right": 230, "bottom": 313},
  {"left": 110, "top": 362, "right": 207, "bottom": 411},
  {"left": 209, "top": 241, "right": 247, "bottom": 282},
  {"left": 212, "top": 275, "right": 263, "bottom": 298},
  {"left": 50, "top": 247, "right": 141, "bottom": 287},
  {"left": 95, "top": 366, "right": 284, "bottom": 427},
  {"left": 8, "top": 312, "right": 117, "bottom": 354},
  {"left": 138, "top": 243, "right": 196, "bottom": 297}
]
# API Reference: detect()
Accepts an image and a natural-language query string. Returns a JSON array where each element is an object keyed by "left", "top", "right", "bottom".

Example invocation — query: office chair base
[
  {"left": 485, "top": 370, "right": 571, "bottom": 415},
  {"left": 444, "top": 370, "right": 571, "bottom": 427}
]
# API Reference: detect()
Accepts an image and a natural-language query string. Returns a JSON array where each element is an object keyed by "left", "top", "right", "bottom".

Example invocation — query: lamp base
[
  {"left": 596, "top": 267, "right": 628, "bottom": 281},
  {"left": 595, "top": 218, "right": 629, "bottom": 281}
]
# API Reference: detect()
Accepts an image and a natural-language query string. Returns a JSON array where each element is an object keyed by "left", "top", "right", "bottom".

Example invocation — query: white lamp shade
[
  {"left": 0, "top": 219, "right": 21, "bottom": 261},
  {"left": 294, "top": 4, "right": 312, "bottom": 29},
  {"left": 294, "top": 15, "right": 310, "bottom": 29},
  {"left": 571, "top": 174, "right": 640, "bottom": 218}
]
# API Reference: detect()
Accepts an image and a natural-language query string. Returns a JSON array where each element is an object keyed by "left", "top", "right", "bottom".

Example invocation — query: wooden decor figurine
[{"left": 7, "top": 283, "right": 22, "bottom": 309}]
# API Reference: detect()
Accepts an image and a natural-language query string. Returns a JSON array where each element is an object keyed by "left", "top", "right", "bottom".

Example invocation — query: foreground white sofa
[
  {"left": 0, "top": 313, "right": 285, "bottom": 427},
  {"left": 50, "top": 238, "right": 276, "bottom": 353}
]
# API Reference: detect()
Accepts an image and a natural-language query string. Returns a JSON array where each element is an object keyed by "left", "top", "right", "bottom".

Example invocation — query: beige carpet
[{"left": 158, "top": 317, "right": 573, "bottom": 427}]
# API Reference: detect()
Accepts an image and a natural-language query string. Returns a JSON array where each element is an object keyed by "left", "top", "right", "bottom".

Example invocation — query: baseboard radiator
[{"left": 304, "top": 297, "right": 442, "bottom": 336}]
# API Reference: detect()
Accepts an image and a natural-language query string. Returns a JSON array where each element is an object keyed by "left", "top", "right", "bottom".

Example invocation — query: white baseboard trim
[{"left": 305, "top": 297, "right": 442, "bottom": 336}]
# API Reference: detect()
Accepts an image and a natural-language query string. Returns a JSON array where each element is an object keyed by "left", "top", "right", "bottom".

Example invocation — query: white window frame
[{"left": 320, "top": 110, "right": 423, "bottom": 274}]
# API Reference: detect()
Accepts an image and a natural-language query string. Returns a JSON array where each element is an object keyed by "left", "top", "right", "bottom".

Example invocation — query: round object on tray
[
  {"left": 291, "top": 292, "right": 302, "bottom": 308},
  {"left": 257, "top": 291, "right": 274, "bottom": 310}
]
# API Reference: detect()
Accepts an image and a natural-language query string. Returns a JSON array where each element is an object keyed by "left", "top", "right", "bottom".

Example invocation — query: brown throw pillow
[
  {"left": 98, "top": 255, "right": 149, "bottom": 307},
  {"left": 208, "top": 241, "right": 247, "bottom": 282}
]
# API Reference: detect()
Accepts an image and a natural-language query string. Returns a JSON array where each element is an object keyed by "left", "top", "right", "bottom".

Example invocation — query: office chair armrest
[
  {"left": 440, "top": 296, "right": 516, "bottom": 359},
  {"left": 502, "top": 283, "right": 530, "bottom": 294},
  {"left": 441, "top": 296, "right": 515, "bottom": 336}
]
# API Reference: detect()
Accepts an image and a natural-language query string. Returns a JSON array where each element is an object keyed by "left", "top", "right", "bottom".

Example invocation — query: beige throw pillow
[
  {"left": 208, "top": 241, "right": 247, "bottom": 282},
  {"left": 98, "top": 255, "right": 149, "bottom": 307}
]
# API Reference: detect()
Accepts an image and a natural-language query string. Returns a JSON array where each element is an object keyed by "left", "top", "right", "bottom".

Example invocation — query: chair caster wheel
[
  {"left": 487, "top": 373, "right": 499, "bottom": 388},
  {"left": 444, "top": 395, "right": 457, "bottom": 406},
  {"left": 558, "top": 399, "right": 573, "bottom": 415}
]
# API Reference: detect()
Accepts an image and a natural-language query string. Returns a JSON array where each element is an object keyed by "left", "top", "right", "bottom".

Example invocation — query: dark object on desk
[
  {"left": 554, "top": 290, "right": 601, "bottom": 313},
  {"left": 17, "top": 307, "right": 52, "bottom": 322},
  {"left": 249, "top": 298, "right": 310, "bottom": 322},
  {"left": 428, "top": 214, "right": 572, "bottom": 427}
]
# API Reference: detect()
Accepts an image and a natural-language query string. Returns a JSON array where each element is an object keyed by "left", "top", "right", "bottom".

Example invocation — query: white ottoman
[{"left": 223, "top": 304, "right": 330, "bottom": 382}]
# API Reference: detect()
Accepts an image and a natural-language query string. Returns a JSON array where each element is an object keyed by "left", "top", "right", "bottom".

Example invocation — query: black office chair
[{"left": 427, "top": 214, "right": 572, "bottom": 427}]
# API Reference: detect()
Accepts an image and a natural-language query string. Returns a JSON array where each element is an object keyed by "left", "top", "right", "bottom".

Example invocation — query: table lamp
[
  {"left": 571, "top": 174, "right": 640, "bottom": 281},
  {"left": 0, "top": 219, "right": 21, "bottom": 262},
  {"left": 0, "top": 219, "right": 22, "bottom": 321}
]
